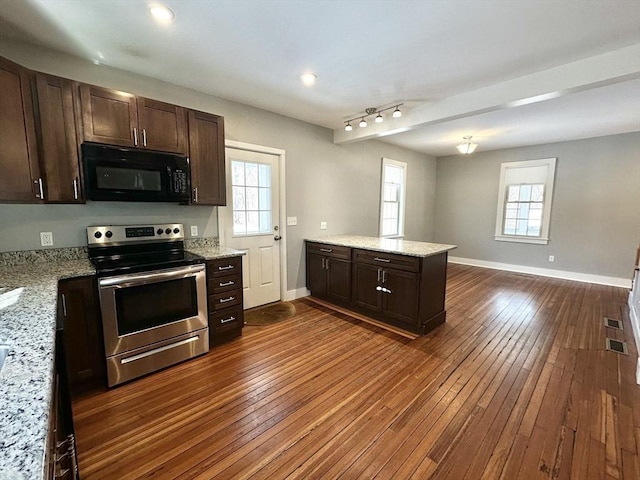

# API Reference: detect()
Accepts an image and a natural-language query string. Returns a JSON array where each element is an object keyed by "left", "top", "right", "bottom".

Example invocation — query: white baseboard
[
  {"left": 448, "top": 256, "right": 631, "bottom": 289},
  {"left": 285, "top": 287, "right": 310, "bottom": 301}
]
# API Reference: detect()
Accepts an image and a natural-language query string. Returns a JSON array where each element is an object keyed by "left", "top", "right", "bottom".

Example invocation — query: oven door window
[{"left": 115, "top": 277, "right": 198, "bottom": 335}]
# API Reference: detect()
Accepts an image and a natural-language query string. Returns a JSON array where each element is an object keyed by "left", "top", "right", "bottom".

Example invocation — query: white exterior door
[{"left": 220, "top": 147, "right": 281, "bottom": 309}]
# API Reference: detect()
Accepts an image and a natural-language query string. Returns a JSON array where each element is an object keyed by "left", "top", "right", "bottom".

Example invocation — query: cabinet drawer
[
  {"left": 209, "top": 306, "right": 244, "bottom": 330},
  {"left": 353, "top": 249, "right": 420, "bottom": 273},
  {"left": 207, "top": 256, "right": 242, "bottom": 277},
  {"left": 306, "top": 242, "right": 351, "bottom": 260},
  {"left": 210, "top": 289, "right": 242, "bottom": 311},
  {"left": 208, "top": 273, "right": 241, "bottom": 293}
]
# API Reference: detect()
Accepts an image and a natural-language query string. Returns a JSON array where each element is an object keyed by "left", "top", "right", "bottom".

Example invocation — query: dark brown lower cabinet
[
  {"left": 306, "top": 241, "right": 449, "bottom": 335},
  {"left": 58, "top": 276, "right": 106, "bottom": 394},
  {"left": 352, "top": 263, "right": 420, "bottom": 328},
  {"left": 206, "top": 256, "right": 244, "bottom": 344}
]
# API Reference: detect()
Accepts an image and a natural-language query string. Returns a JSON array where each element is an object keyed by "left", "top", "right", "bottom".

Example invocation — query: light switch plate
[
  {"left": 320, "top": 221, "right": 327, "bottom": 230},
  {"left": 40, "top": 232, "right": 54, "bottom": 246},
  {"left": 191, "top": 225, "right": 198, "bottom": 237},
  {"left": 287, "top": 217, "right": 298, "bottom": 226}
]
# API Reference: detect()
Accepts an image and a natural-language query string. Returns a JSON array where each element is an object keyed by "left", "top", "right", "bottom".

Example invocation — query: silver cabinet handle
[
  {"left": 374, "top": 257, "right": 390, "bottom": 263},
  {"left": 320, "top": 248, "right": 333, "bottom": 253},
  {"left": 219, "top": 296, "right": 235, "bottom": 303},
  {"left": 61, "top": 293, "right": 67, "bottom": 317},
  {"left": 221, "top": 316, "right": 236, "bottom": 324},
  {"left": 376, "top": 285, "right": 383, "bottom": 291},
  {"left": 325, "top": 259, "right": 330, "bottom": 269},
  {"left": 382, "top": 270, "right": 387, "bottom": 283},
  {"left": 34, "top": 178, "right": 44, "bottom": 199},
  {"left": 142, "top": 128, "right": 147, "bottom": 147},
  {"left": 133, "top": 127, "right": 138, "bottom": 146},
  {"left": 219, "top": 280, "right": 235, "bottom": 287},
  {"left": 73, "top": 178, "right": 79, "bottom": 200},
  {"left": 218, "top": 265, "right": 234, "bottom": 271},
  {"left": 377, "top": 268, "right": 382, "bottom": 282},
  {"left": 375, "top": 286, "right": 391, "bottom": 294},
  {"left": 193, "top": 187, "right": 198, "bottom": 203}
]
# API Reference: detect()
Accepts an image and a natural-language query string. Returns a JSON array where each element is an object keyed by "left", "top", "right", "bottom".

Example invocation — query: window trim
[
  {"left": 379, "top": 158, "right": 407, "bottom": 238},
  {"left": 494, "top": 158, "right": 556, "bottom": 245}
]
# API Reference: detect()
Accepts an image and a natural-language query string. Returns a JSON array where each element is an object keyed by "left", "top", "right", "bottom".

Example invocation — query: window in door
[
  {"left": 231, "top": 160, "right": 272, "bottom": 235},
  {"left": 379, "top": 158, "right": 407, "bottom": 238}
]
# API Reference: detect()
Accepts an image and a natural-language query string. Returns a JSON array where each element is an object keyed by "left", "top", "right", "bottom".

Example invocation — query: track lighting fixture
[
  {"left": 344, "top": 104, "right": 403, "bottom": 131},
  {"left": 456, "top": 136, "right": 478, "bottom": 155}
]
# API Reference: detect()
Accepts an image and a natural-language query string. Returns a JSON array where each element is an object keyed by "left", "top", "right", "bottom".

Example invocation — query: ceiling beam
[{"left": 333, "top": 44, "right": 640, "bottom": 145}]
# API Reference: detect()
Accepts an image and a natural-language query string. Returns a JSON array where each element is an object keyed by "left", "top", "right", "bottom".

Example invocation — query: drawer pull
[
  {"left": 221, "top": 316, "right": 236, "bottom": 324},
  {"left": 320, "top": 248, "right": 333, "bottom": 253},
  {"left": 219, "top": 296, "right": 235, "bottom": 303},
  {"left": 374, "top": 257, "right": 391, "bottom": 263},
  {"left": 219, "top": 280, "right": 235, "bottom": 287},
  {"left": 218, "top": 265, "right": 234, "bottom": 271}
]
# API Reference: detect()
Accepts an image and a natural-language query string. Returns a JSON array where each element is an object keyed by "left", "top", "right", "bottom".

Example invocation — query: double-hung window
[
  {"left": 494, "top": 158, "right": 556, "bottom": 245},
  {"left": 379, "top": 158, "right": 407, "bottom": 238}
]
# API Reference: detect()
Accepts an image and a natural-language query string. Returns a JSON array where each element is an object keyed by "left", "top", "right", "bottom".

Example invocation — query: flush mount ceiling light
[
  {"left": 344, "top": 104, "right": 403, "bottom": 131},
  {"left": 456, "top": 136, "right": 478, "bottom": 155},
  {"left": 300, "top": 72, "right": 317, "bottom": 86},
  {"left": 148, "top": 4, "right": 175, "bottom": 24}
]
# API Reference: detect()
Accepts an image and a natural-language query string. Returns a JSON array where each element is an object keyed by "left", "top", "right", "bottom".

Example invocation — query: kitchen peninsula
[{"left": 305, "top": 236, "right": 456, "bottom": 336}]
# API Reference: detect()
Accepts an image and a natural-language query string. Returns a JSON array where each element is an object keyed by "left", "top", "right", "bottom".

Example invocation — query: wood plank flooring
[{"left": 72, "top": 264, "right": 640, "bottom": 479}]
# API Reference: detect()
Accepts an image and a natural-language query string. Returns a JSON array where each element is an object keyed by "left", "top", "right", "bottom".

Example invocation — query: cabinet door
[
  {"left": 306, "top": 253, "right": 328, "bottom": 296},
  {"left": 327, "top": 258, "right": 351, "bottom": 303},
  {"left": 0, "top": 56, "right": 41, "bottom": 202},
  {"left": 382, "top": 269, "right": 420, "bottom": 327},
  {"left": 351, "top": 263, "right": 381, "bottom": 313},
  {"left": 187, "top": 110, "right": 226, "bottom": 205},
  {"left": 137, "top": 97, "right": 188, "bottom": 154},
  {"left": 35, "top": 73, "right": 83, "bottom": 203},
  {"left": 58, "top": 277, "right": 106, "bottom": 393},
  {"left": 80, "top": 84, "right": 138, "bottom": 147}
]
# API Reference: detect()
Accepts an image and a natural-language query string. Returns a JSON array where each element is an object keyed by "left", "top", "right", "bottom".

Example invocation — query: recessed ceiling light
[
  {"left": 300, "top": 72, "right": 317, "bottom": 86},
  {"left": 149, "top": 4, "right": 174, "bottom": 24}
]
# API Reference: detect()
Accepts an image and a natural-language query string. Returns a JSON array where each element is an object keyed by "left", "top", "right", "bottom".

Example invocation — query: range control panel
[{"left": 87, "top": 223, "right": 184, "bottom": 246}]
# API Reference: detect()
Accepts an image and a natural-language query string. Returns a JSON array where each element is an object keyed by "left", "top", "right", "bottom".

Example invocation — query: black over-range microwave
[{"left": 82, "top": 143, "right": 190, "bottom": 204}]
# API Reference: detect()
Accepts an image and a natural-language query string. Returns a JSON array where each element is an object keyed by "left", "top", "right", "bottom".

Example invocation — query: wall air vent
[
  {"left": 605, "top": 338, "right": 628, "bottom": 355},
  {"left": 604, "top": 317, "right": 623, "bottom": 330}
]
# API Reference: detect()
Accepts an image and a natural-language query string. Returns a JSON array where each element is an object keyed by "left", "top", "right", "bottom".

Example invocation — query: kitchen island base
[{"left": 306, "top": 237, "right": 456, "bottom": 337}]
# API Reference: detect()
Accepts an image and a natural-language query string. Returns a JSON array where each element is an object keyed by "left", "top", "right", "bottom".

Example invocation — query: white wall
[
  {"left": 0, "top": 41, "right": 437, "bottom": 292},
  {"left": 434, "top": 132, "right": 640, "bottom": 282}
]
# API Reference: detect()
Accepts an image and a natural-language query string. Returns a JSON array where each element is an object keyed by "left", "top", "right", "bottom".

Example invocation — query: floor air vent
[
  {"left": 604, "top": 317, "right": 623, "bottom": 330},
  {"left": 605, "top": 338, "right": 629, "bottom": 355}
]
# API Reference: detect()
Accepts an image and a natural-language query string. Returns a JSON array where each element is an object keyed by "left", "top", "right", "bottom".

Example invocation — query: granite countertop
[
  {"left": 306, "top": 235, "right": 457, "bottom": 258},
  {"left": 185, "top": 245, "right": 246, "bottom": 260},
  {"left": 0, "top": 254, "right": 95, "bottom": 480},
  {"left": 0, "top": 241, "right": 243, "bottom": 479}
]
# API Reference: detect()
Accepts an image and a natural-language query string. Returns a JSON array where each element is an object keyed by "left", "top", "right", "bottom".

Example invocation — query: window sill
[{"left": 494, "top": 235, "right": 549, "bottom": 245}]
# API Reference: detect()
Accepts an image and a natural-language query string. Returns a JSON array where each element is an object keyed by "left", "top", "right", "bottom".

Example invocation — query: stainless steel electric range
[{"left": 87, "top": 223, "right": 208, "bottom": 387}]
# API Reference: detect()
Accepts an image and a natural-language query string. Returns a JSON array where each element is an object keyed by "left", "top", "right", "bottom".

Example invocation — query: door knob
[{"left": 274, "top": 235, "right": 282, "bottom": 241}]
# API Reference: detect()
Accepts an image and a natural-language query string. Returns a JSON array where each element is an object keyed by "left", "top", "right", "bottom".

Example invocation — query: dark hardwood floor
[{"left": 72, "top": 264, "right": 640, "bottom": 479}]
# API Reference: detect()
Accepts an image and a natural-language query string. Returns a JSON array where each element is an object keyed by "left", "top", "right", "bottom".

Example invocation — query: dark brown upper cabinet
[
  {"left": 187, "top": 110, "right": 226, "bottom": 206},
  {"left": 0, "top": 56, "right": 41, "bottom": 202},
  {"left": 79, "top": 84, "right": 188, "bottom": 155},
  {"left": 35, "top": 73, "right": 83, "bottom": 203}
]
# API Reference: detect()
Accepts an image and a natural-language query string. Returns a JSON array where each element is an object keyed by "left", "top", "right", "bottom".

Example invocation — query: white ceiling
[{"left": 0, "top": 0, "right": 639, "bottom": 156}]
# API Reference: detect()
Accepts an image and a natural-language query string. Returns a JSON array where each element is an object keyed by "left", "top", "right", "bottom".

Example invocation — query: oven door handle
[{"left": 99, "top": 264, "right": 205, "bottom": 288}]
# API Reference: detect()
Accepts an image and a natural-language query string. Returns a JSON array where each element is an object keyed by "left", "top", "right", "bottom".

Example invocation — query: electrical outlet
[
  {"left": 40, "top": 232, "right": 54, "bottom": 247},
  {"left": 320, "top": 221, "right": 327, "bottom": 230},
  {"left": 287, "top": 217, "right": 298, "bottom": 226},
  {"left": 190, "top": 225, "right": 198, "bottom": 237},
  {"left": 548, "top": 255, "right": 555, "bottom": 262}
]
